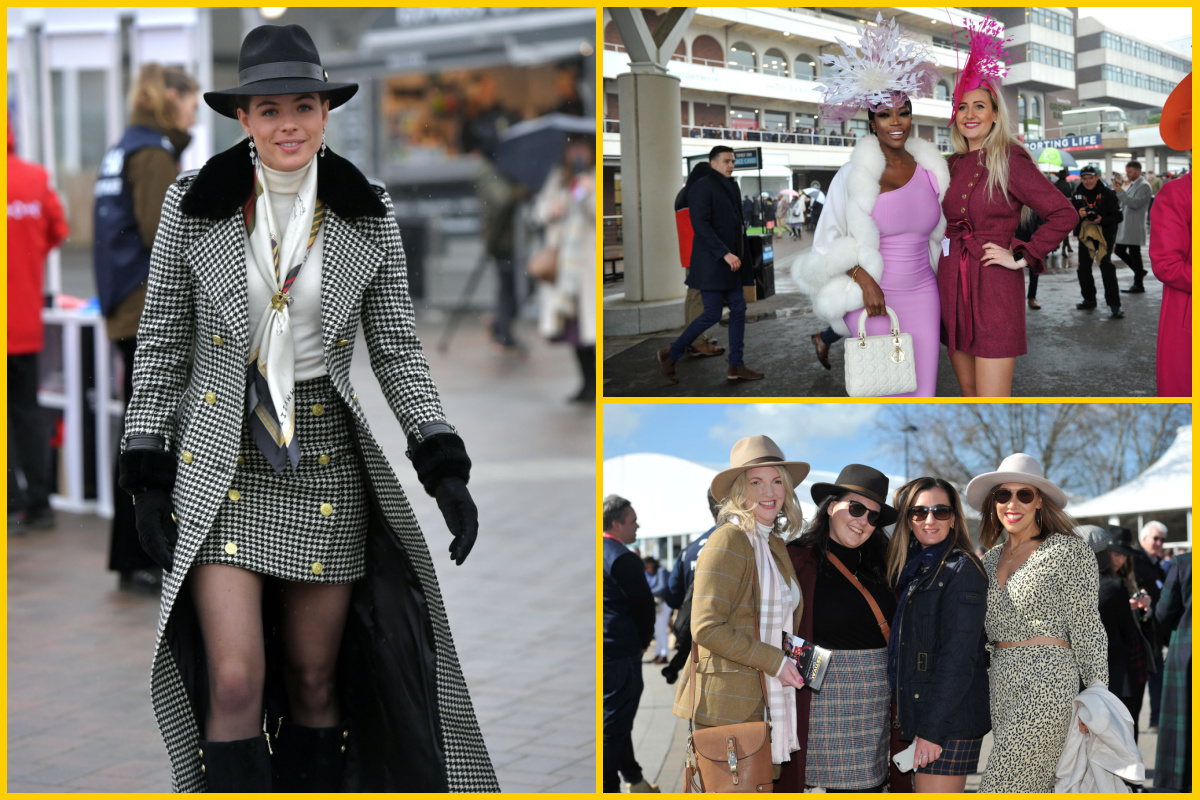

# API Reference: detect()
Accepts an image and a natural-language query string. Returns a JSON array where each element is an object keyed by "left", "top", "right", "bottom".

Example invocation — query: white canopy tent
[
  {"left": 1066, "top": 426, "right": 1192, "bottom": 544},
  {"left": 603, "top": 452, "right": 880, "bottom": 567}
]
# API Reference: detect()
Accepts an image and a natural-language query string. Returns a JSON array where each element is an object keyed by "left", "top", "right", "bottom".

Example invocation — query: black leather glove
[
  {"left": 407, "top": 425, "right": 476, "bottom": 565},
  {"left": 119, "top": 445, "right": 179, "bottom": 572},
  {"left": 134, "top": 488, "right": 179, "bottom": 572},
  {"left": 435, "top": 477, "right": 478, "bottom": 566}
]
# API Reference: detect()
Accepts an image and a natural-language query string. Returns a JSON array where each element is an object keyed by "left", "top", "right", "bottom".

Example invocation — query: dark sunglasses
[
  {"left": 994, "top": 487, "right": 1037, "bottom": 505},
  {"left": 909, "top": 505, "right": 953, "bottom": 521},
  {"left": 1149, "top": 537, "right": 1165, "bottom": 543},
  {"left": 844, "top": 500, "right": 881, "bottom": 526}
]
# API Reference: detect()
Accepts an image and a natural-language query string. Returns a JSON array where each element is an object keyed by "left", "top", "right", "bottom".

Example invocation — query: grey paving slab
[{"left": 8, "top": 319, "right": 595, "bottom": 793}]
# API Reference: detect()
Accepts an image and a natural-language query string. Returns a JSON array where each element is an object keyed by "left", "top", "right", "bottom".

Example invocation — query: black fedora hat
[
  {"left": 204, "top": 24, "right": 358, "bottom": 119},
  {"left": 810, "top": 464, "right": 898, "bottom": 527},
  {"left": 1106, "top": 525, "right": 1140, "bottom": 557}
]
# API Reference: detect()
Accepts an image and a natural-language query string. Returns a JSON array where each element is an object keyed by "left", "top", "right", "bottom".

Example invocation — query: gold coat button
[
  {"left": 968, "top": 182, "right": 974, "bottom": 187},
  {"left": 205, "top": 391, "right": 217, "bottom": 405},
  {"left": 960, "top": 207, "right": 966, "bottom": 213},
  {"left": 351, "top": 392, "right": 358, "bottom": 403},
  {"left": 237, "top": 455, "right": 245, "bottom": 465},
  {"left": 335, "top": 339, "right": 349, "bottom": 347},
  {"left": 311, "top": 562, "right": 324, "bottom": 575},
  {"left": 312, "top": 403, "right": 325, "bottom": 417},
  {"left": 182, "top": 451, "right": 194, "bottom": 464},
  {"left": 318, "top": 454, "right": 331, "bottom": 465},
  {"left": 198, "top": 748, "right": 204, "bottom": 758},
  {"left": 320, "top": 503, "right": 333, "bottom": 516},
  {"left": 342, "top": 730, "right": 349, "bottom": 740},
  {"left": 172, "top": 513, "right": 178, "bottom": 523},
  {"left": 914, "top": 693, "right": 920, "bottom": 699},
  {"left": 200, "top": 764, "right": 206, "bottom": 774},
  {"left": 961, "top": 194, "right": 967, "bottom": 199},
  {"left": 224, "top": 542, "right": 238, "bottom": 555},
  {"left": 228, "top": 489, "right": 241, "bottom": 502},
  {"left": 212, "top": 335, "right": 225, "bottom": 346},
  {"left": 340, "top": 745, "right": 346, "bottom": 753}
]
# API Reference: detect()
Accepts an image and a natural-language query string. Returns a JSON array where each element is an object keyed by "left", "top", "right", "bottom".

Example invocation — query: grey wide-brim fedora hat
[
  {"left": 965, "top": 452, "right": 1066, "bottom": 511},
  {"left": 710, "top": 435, "right": 810, "bottom": 504},
  {"left": 204, "top": 24, "right": 358, "bottom": 119}
]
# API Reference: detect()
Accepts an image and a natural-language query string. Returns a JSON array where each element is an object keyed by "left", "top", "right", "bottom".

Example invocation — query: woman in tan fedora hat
[
  {"left": 965, "top": 453, "right": 1107, "bottom": 792},
  {"left": 777, "top": 464, "right": 899, "bottom": 792},
  {"left": 672, "top": 435, "right": 810, "bottom": 781}
]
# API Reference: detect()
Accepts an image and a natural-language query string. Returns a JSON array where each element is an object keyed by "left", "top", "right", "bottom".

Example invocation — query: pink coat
[
  {"left": 938, "top": 145, "right": 1077, "bottom": 357},
  {"left": 1149, "top": 174, "right": 1191, "bottom": 396}
]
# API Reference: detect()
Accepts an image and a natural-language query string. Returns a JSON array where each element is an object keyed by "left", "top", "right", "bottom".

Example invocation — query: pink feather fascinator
[{"left": 949, "top": 15, "right": 1013, "bottom": 125}]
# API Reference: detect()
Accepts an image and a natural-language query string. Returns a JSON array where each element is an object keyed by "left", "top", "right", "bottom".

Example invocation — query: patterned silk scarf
[{"left": 243, "top": 157, "right": 325, "bottom": 471}]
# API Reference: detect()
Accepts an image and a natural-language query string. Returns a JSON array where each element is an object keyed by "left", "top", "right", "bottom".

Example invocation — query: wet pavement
[
  {"left": 630, "top": 644, "right": 1166, "bottom": 792},
  {"left": 604, "top": 244, "right": 1162, "bottom": 398},
  {"left": 7, "top": 319, "right": 596, "bottom": 793}
]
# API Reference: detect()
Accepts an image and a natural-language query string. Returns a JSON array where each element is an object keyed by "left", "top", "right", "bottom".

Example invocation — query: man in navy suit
[{"left": 658, "top": 145, "right": 764, "bottom": 385}]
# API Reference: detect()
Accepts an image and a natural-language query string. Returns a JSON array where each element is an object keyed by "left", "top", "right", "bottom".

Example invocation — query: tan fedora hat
[
  {"left": 710, "top": 435, "right": 810, "bottom": 503},
  {"left": 964, "top": 453, "right": 1065, "bottom": 512}
]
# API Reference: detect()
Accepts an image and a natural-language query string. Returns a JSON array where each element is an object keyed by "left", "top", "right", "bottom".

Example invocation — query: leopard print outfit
[{"left": 979, "top": 532, "right": 1108, "bottom": 792}]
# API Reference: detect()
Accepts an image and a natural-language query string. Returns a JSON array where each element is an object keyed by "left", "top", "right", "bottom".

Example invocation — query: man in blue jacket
[
  {"left": 658, "top": 145, "right": 764, "bottom": 384},
  {"left": 661, "top": 490, "right": 721, "bottom": 684}
]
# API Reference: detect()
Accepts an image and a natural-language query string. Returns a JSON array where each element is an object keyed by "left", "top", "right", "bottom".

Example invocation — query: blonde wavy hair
[
  {"left": 717, "top": 466, "right": 804, "bottom": 540},
  {"left": 128, "top": 63, "right": 198, "bottom": 132},
  {"left": 949, "top": 83, "right": 1036, "bottom": 226}
]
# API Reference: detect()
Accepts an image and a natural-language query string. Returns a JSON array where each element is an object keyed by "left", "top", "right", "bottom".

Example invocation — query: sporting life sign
[
  {"left": 733, "top": 148, "right": 763, "bottom": 170},
  {"left": 1025, "top": 134, "right": 1103, "bottom": 152}
]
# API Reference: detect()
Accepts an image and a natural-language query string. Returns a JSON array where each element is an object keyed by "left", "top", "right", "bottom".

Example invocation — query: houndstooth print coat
[{"left": 123, "top": 139, "right": 498, "bottom": 792}]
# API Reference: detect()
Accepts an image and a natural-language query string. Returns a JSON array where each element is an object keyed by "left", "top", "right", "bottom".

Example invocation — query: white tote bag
[{"left": 843, "top": 306, "right": 917, "bottom": 397}]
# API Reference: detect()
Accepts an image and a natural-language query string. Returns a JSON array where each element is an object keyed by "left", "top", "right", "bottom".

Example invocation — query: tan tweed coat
[{"left": 673, "top": 522, "right": 803, "bottom": 726}]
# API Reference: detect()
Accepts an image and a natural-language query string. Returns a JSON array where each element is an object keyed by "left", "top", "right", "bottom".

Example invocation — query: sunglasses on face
[
  {"left": 1149, "top": 537, "right": 1165, "bottom": 544},
  {"left": 909, "top": 505, "right": 953, "bottom": 521},
  {"left": 843, "top": 500, "right": 881, "bottom": 526},
  {"left": 994, "top": 488, "right": 1037, "bottom": 505}
]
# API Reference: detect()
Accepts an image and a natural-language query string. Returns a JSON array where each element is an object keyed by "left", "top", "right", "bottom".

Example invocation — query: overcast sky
[{"left": 1078, "top": 7, "right": 1192, "bottom": 55}]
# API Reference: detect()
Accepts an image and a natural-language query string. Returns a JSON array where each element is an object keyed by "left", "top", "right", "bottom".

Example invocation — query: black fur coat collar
[{"left": 179, "top": 138, "right": 385, "bottom": 220}]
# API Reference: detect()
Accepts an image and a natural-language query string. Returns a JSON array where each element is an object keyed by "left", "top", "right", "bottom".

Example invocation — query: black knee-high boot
[
  {"left": 272, "top": 721, "right": 347, "bottom": 792},
  {"left": 571, "top": 345, "right": 595, "bottom": 403},
  {"left": 198, "top": 735, "right": 273, "bottom": 792}
]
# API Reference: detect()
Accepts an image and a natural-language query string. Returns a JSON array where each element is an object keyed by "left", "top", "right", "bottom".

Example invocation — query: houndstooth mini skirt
[{"left": 193, "top": 375, "right": 368, "bottom": 583}]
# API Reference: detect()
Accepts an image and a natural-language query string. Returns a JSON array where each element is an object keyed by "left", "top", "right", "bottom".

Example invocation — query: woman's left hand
[
  {"left": 434, "top": 477, "right": 479, "bottom": 565},
  {"left": 912, "top": 736, "right": 942, "bottom": 770},
  {"left": 981, "top": 242, "right": 1023, "bottom": 270}
]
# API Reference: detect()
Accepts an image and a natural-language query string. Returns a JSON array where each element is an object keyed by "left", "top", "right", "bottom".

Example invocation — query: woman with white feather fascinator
[{"left": 791, "top": 13, "right": 949, "bottom": 396}]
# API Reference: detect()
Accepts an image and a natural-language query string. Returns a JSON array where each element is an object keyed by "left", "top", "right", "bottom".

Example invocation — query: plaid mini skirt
[
  {"left": 914, "top": 736, "right": 983, "bottom": 776},
  {"left": 805, "top": 646, "right": 890, "bottom": 790},
  {"left": 193, "top": 375, "right": 368, "bottom": 583}
]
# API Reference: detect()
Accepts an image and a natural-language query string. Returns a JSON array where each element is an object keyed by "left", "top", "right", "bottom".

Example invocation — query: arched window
[
  {"left": 672, "top": 40, "right": 686, "bottom": 62},
  {"left": 794, "top": 54, "right": 817, "bottom": 81},
  {"left": 934, "top": 81, "right": 949, "bottom": 101},
  {"left": 604, "top": 21, "right": 622, "bottom": 47},
  {"left": 1029, "top": 96, "right": 1040, "bottom": 122},
  {"left": 763, "top": 48, "right": 788, "bottom": 77},
  {"left": 692, "top": 34, "right": 724, "bottom": 67},
  {"left": 1017, "top": 95, "right": 1027, "bottom": 121},
  {"left": 728, "top": 41, "right": 757, "bottom": 73}
]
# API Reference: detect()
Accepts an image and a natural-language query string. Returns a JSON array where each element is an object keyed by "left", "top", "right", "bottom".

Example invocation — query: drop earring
[
  {"left": 248, "top": 138, "right": 257, "bottom": 167},
  {"left": 320, "top": 129, "right": 327, "bottom": 157}
]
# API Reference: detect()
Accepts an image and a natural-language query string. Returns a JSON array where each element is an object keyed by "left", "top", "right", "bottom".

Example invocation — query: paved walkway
[
  {"left": 605, "top": 247, "right": 1162, "bottom": 397},
  {"left": 630, "top": 641, "right": 1166, "bottom": 792},
  {"left": 8, "top": 319, "right": 596, "bottom": 793}
]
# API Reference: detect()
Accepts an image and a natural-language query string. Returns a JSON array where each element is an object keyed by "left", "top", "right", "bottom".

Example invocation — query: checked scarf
[
  {"left": 243, "top": 157, "right": 325, "bottom": 471},
  {"left": 749, "top": 521, "right": 801, "bottom": 765}
]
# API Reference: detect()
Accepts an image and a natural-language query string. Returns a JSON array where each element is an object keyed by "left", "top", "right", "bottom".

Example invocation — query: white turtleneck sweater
[{"left": 246, "top": 161, "right": 328, "bottom": 380}]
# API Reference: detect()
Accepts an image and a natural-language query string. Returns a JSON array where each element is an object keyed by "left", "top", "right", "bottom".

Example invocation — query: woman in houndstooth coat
[{"left": 117, "top": 24, "right": 497, "bottom": 792}]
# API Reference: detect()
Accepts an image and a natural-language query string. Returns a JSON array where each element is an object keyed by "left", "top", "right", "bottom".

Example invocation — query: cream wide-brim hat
[
  {"left": 710, "top": 435, "right": 810, "bottom": 503},
  {"left": 964, "top": 453, "right": 1066, "bottom": 512}
]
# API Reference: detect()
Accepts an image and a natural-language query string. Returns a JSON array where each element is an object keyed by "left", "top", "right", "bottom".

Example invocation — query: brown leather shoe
[
  {"left": 686, "top": 338, "right": 725, "bottom": 357},
  {"left": 1028, "top": 298, "right": 1041, "bottom": 310},
  {"left": 657, "top": 347, "right": 679, "bottom": 384},
  {"left": 726, "top": 364, "right": 765, "bottom": 382},
  {"left": 811, "top": 332, "right": 832, "bottom": 370}
]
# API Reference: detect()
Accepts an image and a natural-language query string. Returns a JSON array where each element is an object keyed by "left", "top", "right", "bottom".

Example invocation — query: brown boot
[
  {"left": 657, "top": 348, "right": 679, "bottom": 384},
  {"left": 686, "top": 338, "right": 725, "bottom": 358},
  {"left": 726, "top": 364, "right": 765, "bottom": 382},
  {"left": 811, "top": 332, "right": 832, "bottom": 370}
]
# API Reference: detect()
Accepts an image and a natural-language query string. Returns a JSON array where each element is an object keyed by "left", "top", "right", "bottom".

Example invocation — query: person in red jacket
[
  {"left": 7, "top": 117, "right": 69, "bottom": 528},
  {"left": 1150, "top": 74, "right": 1191, "bottom": 397}
]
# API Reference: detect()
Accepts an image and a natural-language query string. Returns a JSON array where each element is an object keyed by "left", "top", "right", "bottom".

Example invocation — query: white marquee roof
[{"left": 1066, "top": 426, "right": 1192, "bottom": 518}]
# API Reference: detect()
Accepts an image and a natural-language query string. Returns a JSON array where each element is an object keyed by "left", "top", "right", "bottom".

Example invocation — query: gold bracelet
[{"left": 850, "top": 265, "right": 860, "bottom": 282}]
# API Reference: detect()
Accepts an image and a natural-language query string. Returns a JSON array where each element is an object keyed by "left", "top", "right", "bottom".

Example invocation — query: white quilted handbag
[{"left": 843, "top": 306, "right": 917, "bottom": 397}]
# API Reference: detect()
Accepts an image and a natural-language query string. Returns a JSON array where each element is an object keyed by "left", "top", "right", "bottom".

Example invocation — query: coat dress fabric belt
[{"left": 944, "top": 218, "right": 980, "bottom": 351}]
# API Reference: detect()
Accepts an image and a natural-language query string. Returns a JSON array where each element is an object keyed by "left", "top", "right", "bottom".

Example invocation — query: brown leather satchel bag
[{"left": 684, "top": 564, "right": 775, "bottom": 793}]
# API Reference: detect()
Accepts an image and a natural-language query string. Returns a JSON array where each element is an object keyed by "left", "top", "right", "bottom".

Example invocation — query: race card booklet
[{"left": 781, "top": 632, "right": 833, "bottom": 690}]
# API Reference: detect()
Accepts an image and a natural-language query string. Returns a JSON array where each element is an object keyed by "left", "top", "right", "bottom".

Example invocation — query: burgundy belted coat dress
[{"left": 938, "top": 144, "right": 1076, "bottom": 358}]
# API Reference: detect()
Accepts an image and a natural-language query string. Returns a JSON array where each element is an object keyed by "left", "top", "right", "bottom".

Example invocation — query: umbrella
[
  {"left": 802, "top": 186, "right": 827, "bottom": 205},
  {"left": 494, "top": 112, "right": 594, "bottom": 191},
  {"left": 779, "top": 189, "right": 800, "bottom": 197},
  {"left": 1033, "top": 146, "right": 1078, "bottom": 169}
]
